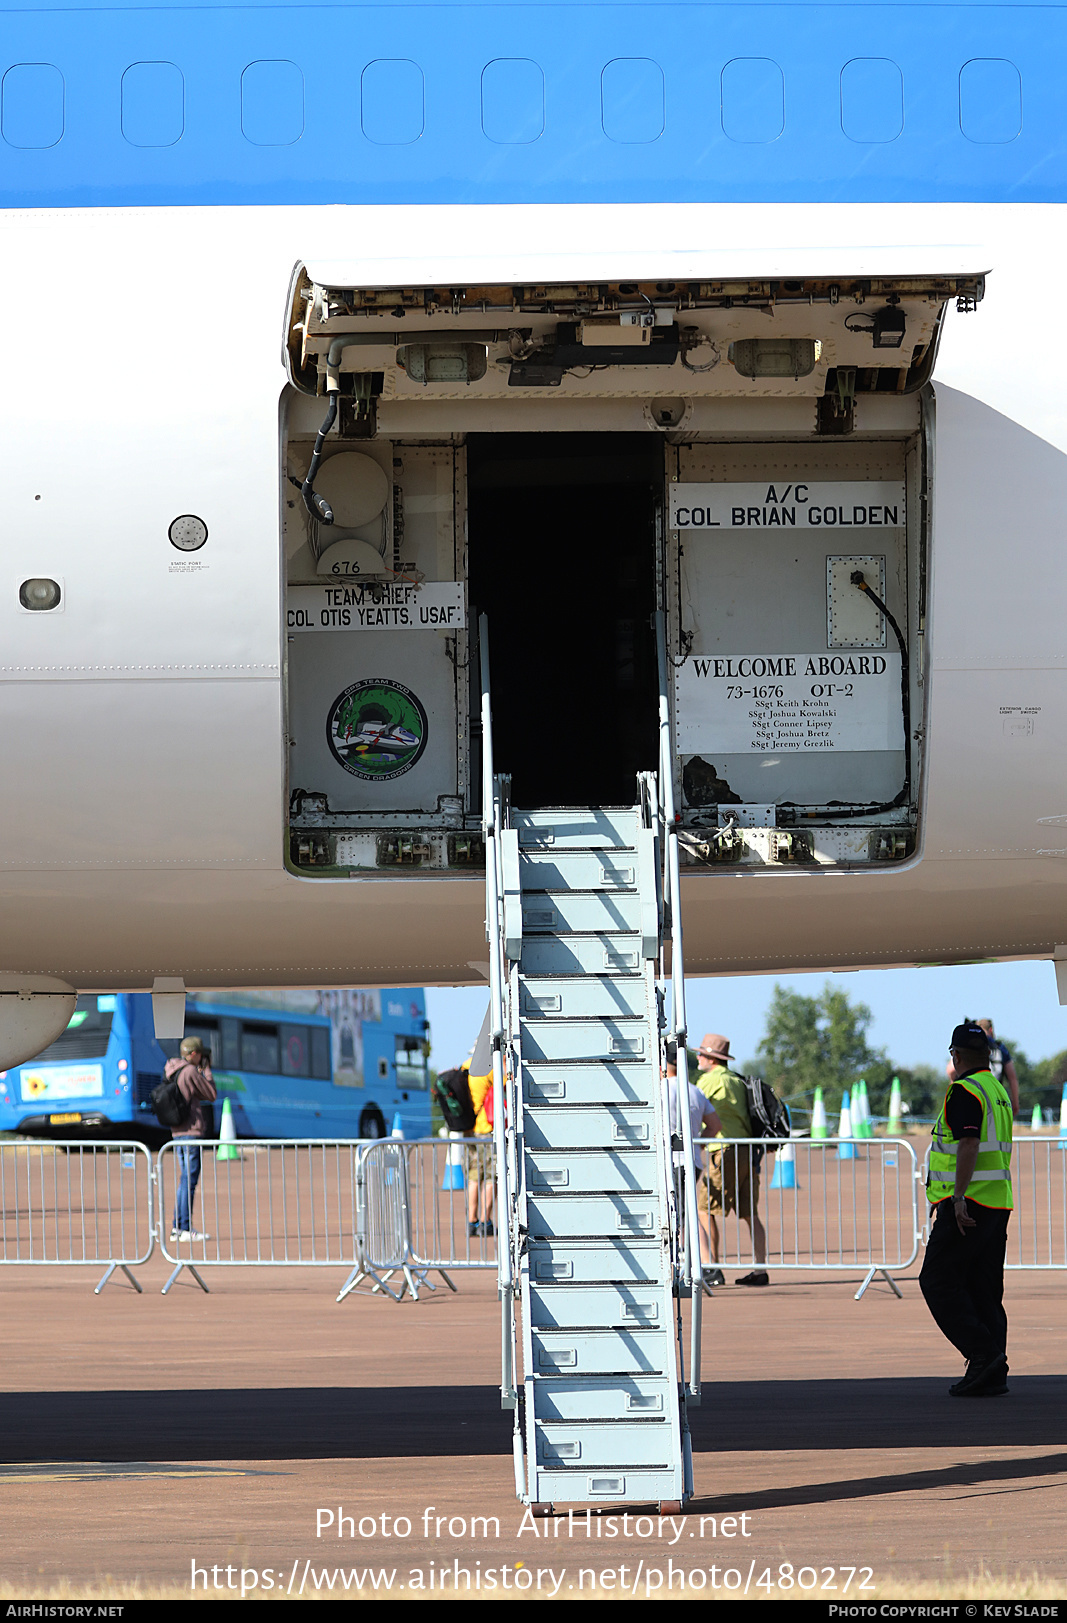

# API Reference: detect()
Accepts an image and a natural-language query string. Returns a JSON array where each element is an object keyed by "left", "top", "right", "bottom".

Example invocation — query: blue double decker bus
[{"left": 0, "top": 989, "right": 430, "bottom": 1142}]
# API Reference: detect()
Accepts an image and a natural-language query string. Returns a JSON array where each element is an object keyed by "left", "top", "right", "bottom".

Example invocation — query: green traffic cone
[
  {"left": 856, "top": 1078, "right": 873, "bottom": 1138},
  {"left": 216, "top": 1095, "right": 240, "bottom": 1160}
]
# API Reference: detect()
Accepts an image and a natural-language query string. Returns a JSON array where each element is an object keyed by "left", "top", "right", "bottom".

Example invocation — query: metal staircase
[{"left": 481, "top": 613, "right": 703, "bottom": 1512}]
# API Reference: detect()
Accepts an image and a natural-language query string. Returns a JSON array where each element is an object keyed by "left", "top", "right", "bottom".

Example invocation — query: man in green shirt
[{"left": 696, "top": 1033, "right": 768, "bottom": 1286}]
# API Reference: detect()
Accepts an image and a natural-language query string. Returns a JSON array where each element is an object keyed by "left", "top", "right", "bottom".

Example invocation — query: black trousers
[{"left": 919, "top": 1199, "right": 1009, "bottom": 1364}]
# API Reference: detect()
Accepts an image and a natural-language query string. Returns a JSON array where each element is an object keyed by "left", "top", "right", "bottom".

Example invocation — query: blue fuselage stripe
[{"left": 0, "top": 6, "right": 1064, "bottom": 206}]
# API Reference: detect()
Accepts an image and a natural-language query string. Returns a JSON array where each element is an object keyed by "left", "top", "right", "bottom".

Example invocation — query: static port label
[
  {"left": 675, "top": 652, "right": 904, "bottom": 753},
  {"left": 326, "top": 679, "right": 428, "bottom": 780}
]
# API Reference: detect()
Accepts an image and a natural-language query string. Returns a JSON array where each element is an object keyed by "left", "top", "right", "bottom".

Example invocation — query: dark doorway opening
[{"left": 467, "top": 433, "right": 661, "bottom": 808}]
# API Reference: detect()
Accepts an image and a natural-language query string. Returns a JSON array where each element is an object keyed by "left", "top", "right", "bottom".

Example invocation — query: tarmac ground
[{"left": 2, "top": 1245, "right": 1065, "bottom": 1599}]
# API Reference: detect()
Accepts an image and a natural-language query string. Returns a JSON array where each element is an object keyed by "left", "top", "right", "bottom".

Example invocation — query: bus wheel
[{"left": 360, "top": 1108, "right": 386, "bottom": 1140}]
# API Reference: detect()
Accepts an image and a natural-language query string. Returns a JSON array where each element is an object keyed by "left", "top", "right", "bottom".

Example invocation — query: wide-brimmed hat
[{"left": 699, "top": 1033, "right": 734, "bottom": 1062}]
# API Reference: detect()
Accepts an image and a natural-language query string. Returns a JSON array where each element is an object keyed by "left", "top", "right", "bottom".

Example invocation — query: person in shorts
[
  {"left": 465, "top": 1061, "right": 495, "bottom": 1238},
  {"left": 663, "top": 1039, "right": 723, "bottom": 1286},
  {"left": 696, "top": 1032, "right": 768, "bottom": 1286}
]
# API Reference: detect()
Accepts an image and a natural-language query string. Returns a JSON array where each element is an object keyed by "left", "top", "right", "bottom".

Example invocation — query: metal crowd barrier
[
  {"left": 920, "top": 1134, "right": 1067, "bottom": 1269},
  {"left": 11, "top": 1129, "right": 1067, "bottom": 1300},
  {"left": 342, "top": 1137, "right": 497, "bottom": 1303},
  {"left": 155, "top": 1138, "right": 362, "bottom": 1295},
  {"left": 692, "top": 1136, "right": 922, "bottom": 1299},
  {"left": 154, "top": 1136, "right": 493, "bottom": 1301},
  {"left": 0, "top": 1140, "right": 153, "bottom": 1292},
  {"left": 1006, "top": 1136, "right": 1067, "bottom": 1267},
  {"left": 386, "top": 1136, "right": 497, "bottom": 1267}
]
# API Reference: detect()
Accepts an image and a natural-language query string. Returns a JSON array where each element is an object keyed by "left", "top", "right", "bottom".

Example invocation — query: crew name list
[{"left": 676, "top": 650, "right": 904, "bottom": 754}]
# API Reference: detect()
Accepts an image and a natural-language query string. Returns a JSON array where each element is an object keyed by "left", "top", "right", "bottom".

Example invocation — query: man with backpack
[
  {"left": 165, "top": 1036, "right": 218, "bottom": 1242},
  {"left": 696, "top": 1032, "right": 769, "bottom": 1286},
  {"left": 433, "top": 1048, "right": 495, "bottom": 1239}
]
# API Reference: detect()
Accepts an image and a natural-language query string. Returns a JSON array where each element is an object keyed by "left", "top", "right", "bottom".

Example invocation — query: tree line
[{"left": 690, "top": 984, "right": 1067, "bottom": 1121}]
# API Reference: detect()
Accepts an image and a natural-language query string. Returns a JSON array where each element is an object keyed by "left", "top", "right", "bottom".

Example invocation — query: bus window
[
  {"left": 241, "top": 1022, "right": 280, "bottom": 1073},
  {"left": 160, "top": 1020, "right": 220, "bottom": 1064},
  {"left": 280, "top": 1024, "right": 310, "bottom": 1078},
  {"left": 395, "top": 1035, "right": 428, "bottom": 1091},
  {"left": 31, "top": 994, "right": 114, "bottom": 1063},
  {"left": 221, "top": 1018, "right": 240, "bottom": 1070},
  {"left": 310, "top": 1026, "right": 331, "bottom": 1081},
  {"left": 187, "top": 1023, "right": 221, "bottom": 1067}
]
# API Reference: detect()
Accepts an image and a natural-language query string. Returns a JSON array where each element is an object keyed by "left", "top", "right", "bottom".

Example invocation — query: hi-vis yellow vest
[{"left": 927, "top": 1069, "right": 1013, "bottom": 1209}]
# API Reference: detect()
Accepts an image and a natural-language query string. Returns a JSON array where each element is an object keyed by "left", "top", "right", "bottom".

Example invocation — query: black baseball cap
[{"left": 950, "top": 1022, "right": 989, "bottom": 1051}]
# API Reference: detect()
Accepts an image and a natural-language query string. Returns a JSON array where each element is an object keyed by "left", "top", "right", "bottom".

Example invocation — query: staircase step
[
  {"left": 522, "top": 976, "right": 649, "bottom": 1021},
  {"left": 533, "top": 1466, "right": 682, "bottom": 1505},
  {"left": 519, "top": 851, "right": 639, "bottom": 892},
  {"left": 519, "top": 934, "right": 642, "bottom": 976},
  {"left": 520, "top": 1018, "right": 650, "bottom": 1064},
  {"left": 531, "top": 1376, "right": 673, "bottom": 1422},
  {"left": 532, "top": 1325, "right": 673, "bottom": 1376},
  {"left": 524, "top": 1192, "right": 661, "bottom": 1239},
  {"left": 526, "top": 1239, "right": 664, "bottom": 1284},
  {"left": 536, "top": 1420, "right": 675, "bottom": 1471},
  {"left": 525, "top": 1147, "right": 658, "bottom": 1195},
  {"left": 528, "top": 1282, "right": 668, "bottom": 1331},
  {"left": 522, "top": 892, "right": 642, "bottom": 935},
  {"left": 514, "top": 809, "right": 639, "bottom": 847},
  {"left": 523, "top": 1065, "right": 658, "bottom": 1108},
  {"left": 522, "top": 1105, "right": 656, "bottom": 1152}
]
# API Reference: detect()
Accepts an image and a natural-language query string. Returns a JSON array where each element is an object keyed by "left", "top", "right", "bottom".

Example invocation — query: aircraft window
[
  {"left": 395, "top": 1035, "right": 428, "bottom": 1090},
  {"left": 280, "top": 1024, "right": 311, "bottom": 1078},
  {"left": 241, "top": 1023, "right": 280, "bottom": 1074}
]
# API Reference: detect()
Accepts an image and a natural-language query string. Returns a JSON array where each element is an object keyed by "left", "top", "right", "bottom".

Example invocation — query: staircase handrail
[
  {"left": 655, "top": 608, "right": 702, "bottom": 1398},
  {"left": 479, "top": 615, "right": 518, "bottom": 1413}
]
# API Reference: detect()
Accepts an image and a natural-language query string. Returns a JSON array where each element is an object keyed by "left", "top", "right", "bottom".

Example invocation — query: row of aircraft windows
[{"left": 0, "top": 56, "right": 1024, "bottom": 151}]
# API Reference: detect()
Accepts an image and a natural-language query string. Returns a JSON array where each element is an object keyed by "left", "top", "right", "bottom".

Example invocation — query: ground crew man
[{"left": 920, "top": 1021, "right": 1014, "bottom": 1397}]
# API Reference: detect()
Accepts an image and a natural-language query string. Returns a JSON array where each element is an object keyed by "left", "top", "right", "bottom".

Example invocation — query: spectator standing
[
  {"left": 663, "top": 1040, "right": 722, "bottom": 1285},
  {"left": 945, "top": 1017, "right": 1018, "bottom": 1114},
  {"left": 167, "top": 1036, "right": 217, "bottom": 1243},
  {"left": 465, "top": 1060, "right": 495, "bottom": 1238},
  {"left": 696, "top": 1032, "right": 769, "bottom": 1286}
]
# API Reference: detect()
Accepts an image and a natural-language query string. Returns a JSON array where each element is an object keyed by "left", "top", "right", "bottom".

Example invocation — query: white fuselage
[{"left": 3, "top": 202, "right": 1065, "bottom": 990}]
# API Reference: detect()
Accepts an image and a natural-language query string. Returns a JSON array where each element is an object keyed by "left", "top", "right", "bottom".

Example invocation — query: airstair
[{"left": 481, "top": 614, "right": 703, "bottom": 1511}]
